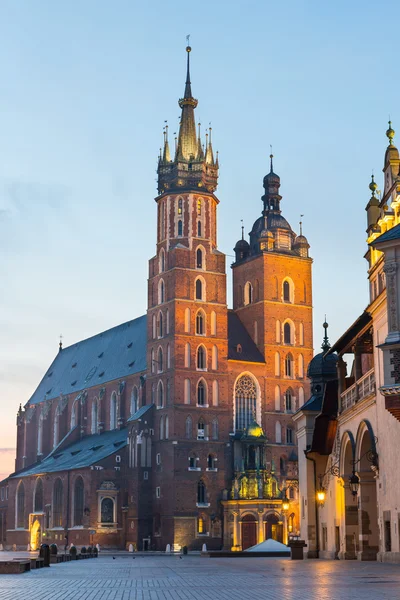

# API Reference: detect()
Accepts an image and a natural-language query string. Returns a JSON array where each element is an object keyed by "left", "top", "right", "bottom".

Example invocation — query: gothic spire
[
  {"left": 205, "top": 125, "right": 214, "bottom": 164},
  {"left": 176, "top": 45, "right": 198, "bottom": 161},
  {"left": 162, "top": 124, "right": 171, "bottom": 163}
]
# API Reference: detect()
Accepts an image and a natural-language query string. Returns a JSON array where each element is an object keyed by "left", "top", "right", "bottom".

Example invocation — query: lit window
[
  {"left": 178, "top": 198, "right": 183, "bottom": 215},
  {"left": 197, "top": 199, "right": 202, "bottom": 215}
]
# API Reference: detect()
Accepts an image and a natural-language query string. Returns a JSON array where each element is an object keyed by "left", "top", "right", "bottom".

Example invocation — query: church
[{"left": 0, "top": 46, "right": 313, "bottom": 552}]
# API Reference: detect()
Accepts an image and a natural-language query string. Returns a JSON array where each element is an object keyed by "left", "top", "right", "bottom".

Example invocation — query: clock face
[{"left": 314, "top": 384, "right": 322, "bottom": 394}]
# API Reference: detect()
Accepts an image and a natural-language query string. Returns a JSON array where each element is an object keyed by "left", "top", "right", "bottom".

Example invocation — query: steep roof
[
  {"left": 227, "top": 311, "right": 265, "bottom": 363},
  {"left": 27, "top": 315, "right": 147, "bottom": 406},
  {"left": 11, "top": 428, "right": 128, "bottom": 478},
  {"left": 370, "top": 222, "right": 400, "bottom": 245}
]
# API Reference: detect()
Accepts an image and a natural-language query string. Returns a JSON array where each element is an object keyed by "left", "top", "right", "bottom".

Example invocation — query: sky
[{"left": 0, "top": 0, "right": 398, "bottom": 474}]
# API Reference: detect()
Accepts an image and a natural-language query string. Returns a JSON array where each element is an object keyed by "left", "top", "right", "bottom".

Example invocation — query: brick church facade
[{"left": 2, "top": 47, "right": 313, "bottom": 552}]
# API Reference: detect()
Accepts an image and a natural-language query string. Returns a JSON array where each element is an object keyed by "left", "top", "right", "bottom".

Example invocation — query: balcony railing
[{"left": 340, "top": 368, "right": 375, "bottom": 412}]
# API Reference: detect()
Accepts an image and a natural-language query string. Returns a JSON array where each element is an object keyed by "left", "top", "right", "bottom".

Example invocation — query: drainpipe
[{"left": 305, "top": 452, "right": 319, "bottom": 558}]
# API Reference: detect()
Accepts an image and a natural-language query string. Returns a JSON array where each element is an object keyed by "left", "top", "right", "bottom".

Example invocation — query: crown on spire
[{"left": 157, "top": 43, "right": 219, "bottom": 194}]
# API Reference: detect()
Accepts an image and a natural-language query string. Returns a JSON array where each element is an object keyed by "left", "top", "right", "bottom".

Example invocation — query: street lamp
[
  {"left": 282, "top": 499, "right": 290, "bottom": 512},
  {"left": 316, "top": 488, "right": 326, "bottom": 506},
  {"left": 349, "top": 472, "right": 360, "bottom": 497}
]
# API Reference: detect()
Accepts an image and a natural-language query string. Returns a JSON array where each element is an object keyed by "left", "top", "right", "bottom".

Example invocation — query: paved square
[{"left": 1, "top": 554, "right": 400, "bottom": 600}]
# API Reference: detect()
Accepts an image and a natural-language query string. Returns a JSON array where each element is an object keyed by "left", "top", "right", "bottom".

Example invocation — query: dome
[
  {"left": 294, "top": 234, "right": 309, "bottom": 247},
  {"left": 241, "top": 419, "right": 266, "bottom": 439},
  {"left": 234, "top": 238, "right": 250, "bottom": 251},
  {"left": 251, "top": 213, "right": 292, "bottom": 235},
  {"left": 307, "top": 350, "right": 338, "bottom": 379},
  {"left": 263, "top": 170, "right": 280, "bottom": 187}
]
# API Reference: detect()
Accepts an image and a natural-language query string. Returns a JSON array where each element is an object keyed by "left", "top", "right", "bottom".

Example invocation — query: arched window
[
  {"left": 177, "top": 197, "right": 183, "bottom": 215},
  {"left": 197, "top": 220, "right": 202, "bottom": 237},
  {"left": 197, "top": 379, "right": 207, "bottom": 406},
  {"left": 283, "top": 279, "right": 294, "bottom": 303},
  {"left": 196, "top": 310, "right": 205, "bottom": 335},
  {"left": 151, "top": 383, "right": 155, "bottom": 404},
  {"left": 158, "top": 311, "right": 163, "bottom": 337},
  {"left": 166, "top": 378, "right": 170, "bottom": 405},
  {"left": 211, "top": 311, "right": 216, "bottom": 336},
  {"left": 158, "top": 347, "right": 163, "bottom": 372},
  {"left": 110, "top": 392, "right": 117, "bottom": 430},
  {"left": 274, "top": 385, "right": 281, "bottom": 411},
  {"left": 178, "top": 219, "right": 183, "bottom": 236},
  {"left": 197, "top": 198, "right": 202, "bottom": 215},
  {"left": 71, "top": 400, "right": 78, "bottom": 430},
  {"left": 286, "top": 428, "right": 294, "bottom": 444},
  {"left": 285, "top": 354, "right": 293, "bottom": 378},
  {"left": 285, "top": 390, "right": 292, "bottom": 412},
  {"left": 152, "top": 314, "right": 156, "bottom": 339},
  {"left": 91, "top": 398, "right": 99, "bottom": 434},
  {"left": 165, "top": 416, "right": 169, "bottom": 440},
  {"left": 159, "top": 416, "right": 164, "bottom": 440},
  {"left": 185, "top": 416, "right": 192, "bottom": 439},
  {"left": 212, "top": 345, "right": 218, "bottom": 370},
  {"left": 197, "top": 419, "right": 205, "bottom": 440},
  {"left": 196, "top": 248, "right": 204, "bottom": 269},
  {"left": 53, "top": 478, "right": 63, "bottom": 527},
  {"left": 159, "top": 249, "right": 165, "bottom": 273},
  {"left": 195, "top": 278, "right": 204, "bottom": 301},
  {"left": 37, "top": 412, "right": 43, "bottom": 455},
  {"left": 184, "top": 379, "right": 191, "bottom": 404},
  {"left": 34, "top": 478, "right": 43, "bottom": 513},
  {"left": 276, "top": 320, "right": 281, "bottom": 343},
  {"left": 16, "top": 481, "right": 25, "bottom": 528},
  {"left": 73, "top": 477, "right": 84, "bottom": 526},
  {"left": 211, "top": 418, "right": 219, "bottom": 440},
  {"left": 157, "top": 381, "right": 164, "bottom": 408},
  {"left": 185, "top": 308, "right": 191, "bottom": 332},
  {"left": 188, "top": 452, "right": 197, "bottom": 470},
  {"left": 212, "top": 380, "right": 219, "bottom": 406},
  {"left": 299, "top": 386, "right": 305, "bottom": 407},
  {"left": 185, "top": 343, "right": 191, "bottom": 368},
  {"left": 275, "top": 352, "right": 280, "bottom": 377},
  {"left": 166, "top": 309, "right": 170, "bottom": 334},
  {"left": 167, "top": 344, "right": 171, "bottom": 369},
  {"left": 158, "top": 279, "right": 165, "bottom": 304},
  {"left": 100, "top": 498, "right": 114, "bottom": 524},
  {"left": 244, "top": 282, "right": 253, "bottom": 305},
  {"left": 198, "top": 515, "right": 206, "bottom": 534},
  {"left": 131, "top": 387, "right": 138, "bottom": 416},
  {"left": 298, "top": 354, "right": 304, "bottom": 378},
  {"left": 197, "top": 480, "right": 207, "bottom": 505},
  {"left": 151, "top": 348, "right": 155, "bottom": 374},
  {"left": 234, "top": 374, "right": 258, "bottom": 431},
  {"left": 275, "top": 422, "right": 282, "bottom": 444},
  {"left": 197, "top": 345, "right": 206, "bottom": 370},
  {"left": 283, "top": 322, "right": 292, "bottom": 344}
]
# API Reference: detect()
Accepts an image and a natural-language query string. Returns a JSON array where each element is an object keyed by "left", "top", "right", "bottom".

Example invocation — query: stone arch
[
  {"left": 355, "top": 419, "right": 377, "bottom": 465},
  {"left": 339, "top": 430, "right": 356, "bottom": 477}
]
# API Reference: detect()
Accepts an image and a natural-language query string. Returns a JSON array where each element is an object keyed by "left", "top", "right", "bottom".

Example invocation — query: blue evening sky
[{"left": 0, "top": 0, "right": 396, "bottom": 456}]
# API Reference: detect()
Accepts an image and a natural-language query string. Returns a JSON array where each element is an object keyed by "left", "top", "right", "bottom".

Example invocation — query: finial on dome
[
  {"left": 59, "top": 334, "right": 63, "bottom": 352},
  {"left": 270, "top": 144, "right": 274, "bottom": 173},
  {"left": 386, "top": 120, "right": 395, "bottom": 146},
  {"left": 322, "top": 317, "right": 330, "bottom": 352},
  {"left": 369, "top": 173, "right": 377, "bottom": 196},
  {"left": 299, "top": 214, "right": 304, "bottom": 236},
  {"left": 241, "top": 219, "right": 244, "bottom": 240}
]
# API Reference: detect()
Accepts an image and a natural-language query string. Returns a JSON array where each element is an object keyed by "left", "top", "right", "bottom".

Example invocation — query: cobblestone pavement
[{"left": 1, "top": 555, "right": 400, "bottom": 600}]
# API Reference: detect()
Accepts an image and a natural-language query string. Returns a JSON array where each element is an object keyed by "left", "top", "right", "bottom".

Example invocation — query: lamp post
[{"left": 348, "top": 472, "right": 360, "bottom": 498}]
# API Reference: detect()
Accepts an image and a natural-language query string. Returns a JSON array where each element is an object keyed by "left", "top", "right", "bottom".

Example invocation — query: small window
[
  {"left": 196, "top": 311, "right": 205, "bottom": 335},
  {"left": 144, "top": 471, "right": 149, "bottom": 480},
  {"left": 285, "top": 354, "right": 293, "bottom": 378},
  {"left": 197, "top": 480, "right": 206, "bottom": 504},
  {"left": 207, "top": 454, "right": 217, "bottom": 470},
  {"left": 197, "top": 420, "right": 205, "bottom": 440},
  {"left": 286, "top": 428, "right": 294, "bottom": 444},
  {"left": 197, "top": 220, "right": 202, "bottom": 237},
  {"left": 156, "top": 453, "right": 161, "bottom": 465},
  {"left": 244, "top": 282, "right": 253, "bottom": 305},
  {"left": 198, "top": 516, "right": 205, "bottom": 534},
  {"left": 283, "top": 280, "right": 291, "bottom": 302},
  {"left": 156, "top": 486, "right": 161, "bottom": 498},
  {"left": 283, "top": 322, "right": 291, "bottom": 344},
  {"left": 285, "top": 390, "right": 292, "bottom": 412},
  {"left": 196, "top": 248, "right": 203, "bottom": 269},
  {"left": 197, "top": 346, "right": 206, "bottom": 370},
  {"left": 195, "top": 278, "right": 203, "bottom": 300},
  {"left": 188, "top": 455, "right": 197, "bottom": 469},
  {"left": 178, "top": 220, "right": 183, "bottom": 236},
  {"left": 197, "top": 380, "right": 206, "bottom": 406}
]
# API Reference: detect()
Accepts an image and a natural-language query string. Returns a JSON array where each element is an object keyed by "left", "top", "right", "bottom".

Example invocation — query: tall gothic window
[
  {"left": 158, "top": 312, "right": 163, "bottom": 337},
  {"left": 158, "top": 347, "right": 163, "bottom": 372},
  {"left": 234, "top": 375, "right": 257, "bottom": 431},
  {"left": 196, "top": 310, "right": 205, "bottom": 335},
  {"left": 197, "top": 346, "right": 206, "bottom": 370},
  {"left": 185, "top": 416, "right": 192, "bottom": 439},
  {"left": 197, "top": 198, "right": 202, "bottom": 215},
  {"left": 197, "top": 380, "right": 206, "bottom": 406},
  {"left": 34, "top": 478, "right": 43, "bottom": 513},
  {"left": 101, "top": 498, "right": 114, "bottom": 524},
  {"left": 16, "top": 481, "right": 25, "bottom": 528},
  {"left": 178, "top": 198, "right": 183, "bottom": 215},
  {"left": 195, "top": 278, "right": 203, "bottom": 300},
  {"left": 285, "top": 354, "right": 293, "bottom": 378},
  {"left": 53, "top": 478, "right": 63, "bottom": 528},
  {"left": 283, "top": 280, "right": 290, "bottom": 301},
  {"left": 244, "top": 282, "right": 253, "bottom": 305},
  {"left": 196, "top": 248, "right": 203, "bottom": 269},
  {"left": 131, "top": 387, "right": 138, "bottom": 416},
  {"left": 197, "top": 480, "right": 206, "bottom": 504},
  {"left": 285, "top": 390, "right": 292, "bottom": 412},
  {"left": 91, "top": 399, "right": 98, "bottom": 434},
  {"left": 73, "top": 477, "right": 84, "bottom": 526},
  {"left": 157, "top": 381, "right": 164, "bottom": 408},
  {"left": 197, "top": 220, "right": 202, "bottom": 237},
  {"left": 178, "top": 220, "right": 183, "bottom": 236},
  {"left": 283, "top": 322, "right": 292, "bottom": 344},
  {"left": 110, "top": 392, "right": 117, "bottom": 430}
]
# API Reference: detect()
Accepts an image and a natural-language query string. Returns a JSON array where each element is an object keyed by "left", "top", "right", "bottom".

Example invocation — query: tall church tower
[
  {"left": 147, "top": 46, "right": 230, "bottom": 548},
  {"left": 232, "top": 155, "right": 313, "bottom": 459}
]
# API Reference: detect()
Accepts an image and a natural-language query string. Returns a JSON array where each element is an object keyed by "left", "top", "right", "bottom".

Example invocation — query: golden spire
[
  {"left": 205, "top": 124, "right": 214, "bottom": 164},
  {"left": 162, "top": 122, "right": 171, "bottom": 163},
  {"left": 176, "top": 43, "right": 198, "bottom": 161}
]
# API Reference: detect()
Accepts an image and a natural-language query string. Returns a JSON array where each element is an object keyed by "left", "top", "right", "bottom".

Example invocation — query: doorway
[
  {"left": 265, "top": 513, "right": 283, "bottom": 543},
  {"left": 30, "top": 520, "right": 41, "bottom": 551},
  {"left": 241, "top": 515, "right": 257, "bottom": 550}
]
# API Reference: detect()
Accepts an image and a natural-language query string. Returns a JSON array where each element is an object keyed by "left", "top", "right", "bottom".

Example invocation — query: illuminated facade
[
  {"left": 295, "top": 124, "right": 400, "bottom": 563},
  {"left": 3, "top": 47, "right": 313, "bottom": 551}
]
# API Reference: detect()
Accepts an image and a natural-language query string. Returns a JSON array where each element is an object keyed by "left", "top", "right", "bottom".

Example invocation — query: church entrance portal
[
  {"left": 30, "top": 519, "right": 41, "bottom": 551},
  {"left": 265, "top": 513, "right": 283, "bottom": 543},
  {"left": 241, "top": 515, "right": 257, "bottom": 550}
]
